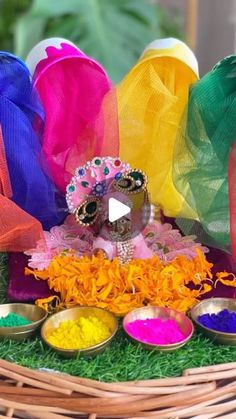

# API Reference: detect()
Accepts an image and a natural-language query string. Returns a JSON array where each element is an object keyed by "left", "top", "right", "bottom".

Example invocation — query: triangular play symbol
[{"left": 108, "top": 197, "right": 131, "bottom": 223}]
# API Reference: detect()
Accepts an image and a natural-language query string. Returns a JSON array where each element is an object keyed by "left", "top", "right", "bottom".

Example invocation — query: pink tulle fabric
[{"left": 34, "top": 42, "right": 119, "bottom": 192}]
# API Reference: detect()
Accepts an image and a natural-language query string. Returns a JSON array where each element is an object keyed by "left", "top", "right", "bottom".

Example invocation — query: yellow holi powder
[{"left": 47, "top": 316, "right": 112, "bottom": 349}]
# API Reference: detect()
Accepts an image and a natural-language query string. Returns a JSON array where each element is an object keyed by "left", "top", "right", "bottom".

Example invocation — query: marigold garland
[{"left": 25, "top": 249, "right": 235, "bottom": 316}]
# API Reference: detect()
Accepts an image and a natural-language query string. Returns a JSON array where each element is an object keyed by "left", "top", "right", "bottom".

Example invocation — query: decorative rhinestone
[
  {"left": 79, "top": 214, "right": 85, "bottom": 220},
  {"left": 135, "top": 179, "right": 142, "bottom": 186},
  {"left": 94, "top": 158, "right": 102, "bottom": 166},
  {"left": 115, "top": 172, "right": 122, "bottom": 180},
  {"left": 81, "top": 181, "right": 89, "bottom": 188},
  {"left": 114, "top": 159, "right": 121, "bottom": 167},
  {"left": 86, "top": 201, "right": 97, "bottom": 214},
  {"left": 77, "top": 167, "right": 85, "bottom": 177},
  {"left": 131, "top": 171, "right": 141, "bottom": 180},
  {"left": 92, "top": 181, "right": 107, "bottom": 197},
  {"left": 95, "top": 184, "right": 103, "bottom": 192},
  {"left": 67, "top": 184, "right": 75, "bottom": 193},
  {"left": 103, "top": 166, "right": 109, "bottom": 175}
]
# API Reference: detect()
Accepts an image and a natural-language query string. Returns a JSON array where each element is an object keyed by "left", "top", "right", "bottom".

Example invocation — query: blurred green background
[{"left": 0, "top": 0, "right": 183, "bottom": 81}]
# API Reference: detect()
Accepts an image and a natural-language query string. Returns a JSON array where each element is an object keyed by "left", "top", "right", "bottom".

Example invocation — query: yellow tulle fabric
[{"left": 117, "top": 39, "right": 199, "bottom": 218}]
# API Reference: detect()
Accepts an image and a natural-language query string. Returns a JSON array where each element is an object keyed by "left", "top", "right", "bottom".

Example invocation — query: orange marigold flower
[{"left": 25, "top": 249, "right": 234, "bottom": 316}]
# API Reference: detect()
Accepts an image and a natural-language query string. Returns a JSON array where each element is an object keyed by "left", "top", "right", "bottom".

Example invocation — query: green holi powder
[{"left": 0, "top": 313, "right": 32, "bottom": 327}]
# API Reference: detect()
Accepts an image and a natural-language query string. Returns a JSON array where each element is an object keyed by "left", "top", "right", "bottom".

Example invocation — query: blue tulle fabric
[{"left": 0, "top": 52, "right": 67, "bottom": 229}]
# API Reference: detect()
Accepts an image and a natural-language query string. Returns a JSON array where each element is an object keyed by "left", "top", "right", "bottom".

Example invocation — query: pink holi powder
[{"left": 125, "top": 318, "right": 186, "bottom": 345}]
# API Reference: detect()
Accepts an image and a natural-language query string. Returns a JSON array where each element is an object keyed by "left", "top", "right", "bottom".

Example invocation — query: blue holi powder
[{"left": 198, "top": 309, "right": 236, "bottom": 333}]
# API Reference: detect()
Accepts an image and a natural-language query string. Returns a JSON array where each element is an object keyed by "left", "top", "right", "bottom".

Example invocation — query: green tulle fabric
[{"left": 173, "top": 56, "right": 236, "bottom": 249}]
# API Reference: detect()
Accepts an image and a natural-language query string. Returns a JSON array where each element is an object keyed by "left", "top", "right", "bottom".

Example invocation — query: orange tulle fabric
[{"left": 0, "top": 126, "right": 43, "bottom": 252}]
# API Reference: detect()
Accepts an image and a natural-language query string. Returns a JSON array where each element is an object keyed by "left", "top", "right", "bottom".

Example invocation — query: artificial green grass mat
[{"left": 0, "top": 252, "right": 236, "bottom": 381}]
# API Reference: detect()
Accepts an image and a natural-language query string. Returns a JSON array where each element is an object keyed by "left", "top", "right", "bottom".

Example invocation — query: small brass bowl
[
  {"left": 123, "top": 306, "right": 193, "bottom": 351},
  {"left": 0, "top": 303, "right": 47, "bottom": 341},
  {"left": 41, "top": 306, "right": 118, "bottom": 357},
  {"left": 190, "top": 298, "right": 236, "bottom": 345}
]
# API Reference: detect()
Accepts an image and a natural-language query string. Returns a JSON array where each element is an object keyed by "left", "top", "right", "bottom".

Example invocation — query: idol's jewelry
[
  {"left": 113, "top": 169, "right": 147, "bottom": 194},
  {"left": 75, "top": 197, "right": 101, "bottom": 226},
  {"left": 116, "top": 240, "right": 134, "bottom": 264}
]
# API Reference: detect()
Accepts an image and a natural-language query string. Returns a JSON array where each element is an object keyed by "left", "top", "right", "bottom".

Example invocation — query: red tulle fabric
[
  {"left": 0, "top": 126, "right": 43, "bottom": 251},
  {"left": 0, "top": 125, "right": 12, "bottom": 197}
]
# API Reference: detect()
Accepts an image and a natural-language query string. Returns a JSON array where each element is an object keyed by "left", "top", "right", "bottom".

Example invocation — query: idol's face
[
  {"left": 102, "top": 217, "right": 132, "bottom": 241},
  {"left": 93, "top": 190, "right": 132, "bottom": 241}
]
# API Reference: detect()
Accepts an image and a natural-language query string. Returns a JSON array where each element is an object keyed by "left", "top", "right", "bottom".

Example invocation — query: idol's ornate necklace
[{"left": 116, "top": 240, "right": 134, "bottom": 264}]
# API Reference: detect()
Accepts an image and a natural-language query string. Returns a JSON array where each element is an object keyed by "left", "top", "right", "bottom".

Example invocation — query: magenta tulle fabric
[{"left": 34, "top": 43, "right": 119, "bottom": 192}]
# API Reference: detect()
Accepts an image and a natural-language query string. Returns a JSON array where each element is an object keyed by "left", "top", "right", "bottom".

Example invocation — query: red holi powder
[{"left": 125, "top": 318, "right": 186, "bottom": 345}]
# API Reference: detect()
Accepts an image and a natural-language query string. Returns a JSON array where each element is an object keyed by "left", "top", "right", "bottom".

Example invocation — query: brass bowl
[
  {"left": 123, "top": 306, "right": 193, "bottom": 351},
  {"left": 0, "top": 303, "right": 47, "bottom": 341},
  {"left": 190, "top": 298, "right": 236, "bottom": 345},
  {"left": 41, "top": 306, "right": 118, "bottom": 357}
]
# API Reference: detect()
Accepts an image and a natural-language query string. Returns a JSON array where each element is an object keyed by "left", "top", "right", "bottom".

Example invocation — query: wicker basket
[{"left": 0, "top": 358, "right": 235, "bottom": 418}]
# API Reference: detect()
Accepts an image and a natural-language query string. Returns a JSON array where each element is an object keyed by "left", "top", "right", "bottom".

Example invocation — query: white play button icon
[{"left": 108, "top": 198, "right": 131, "bottom": 223}]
